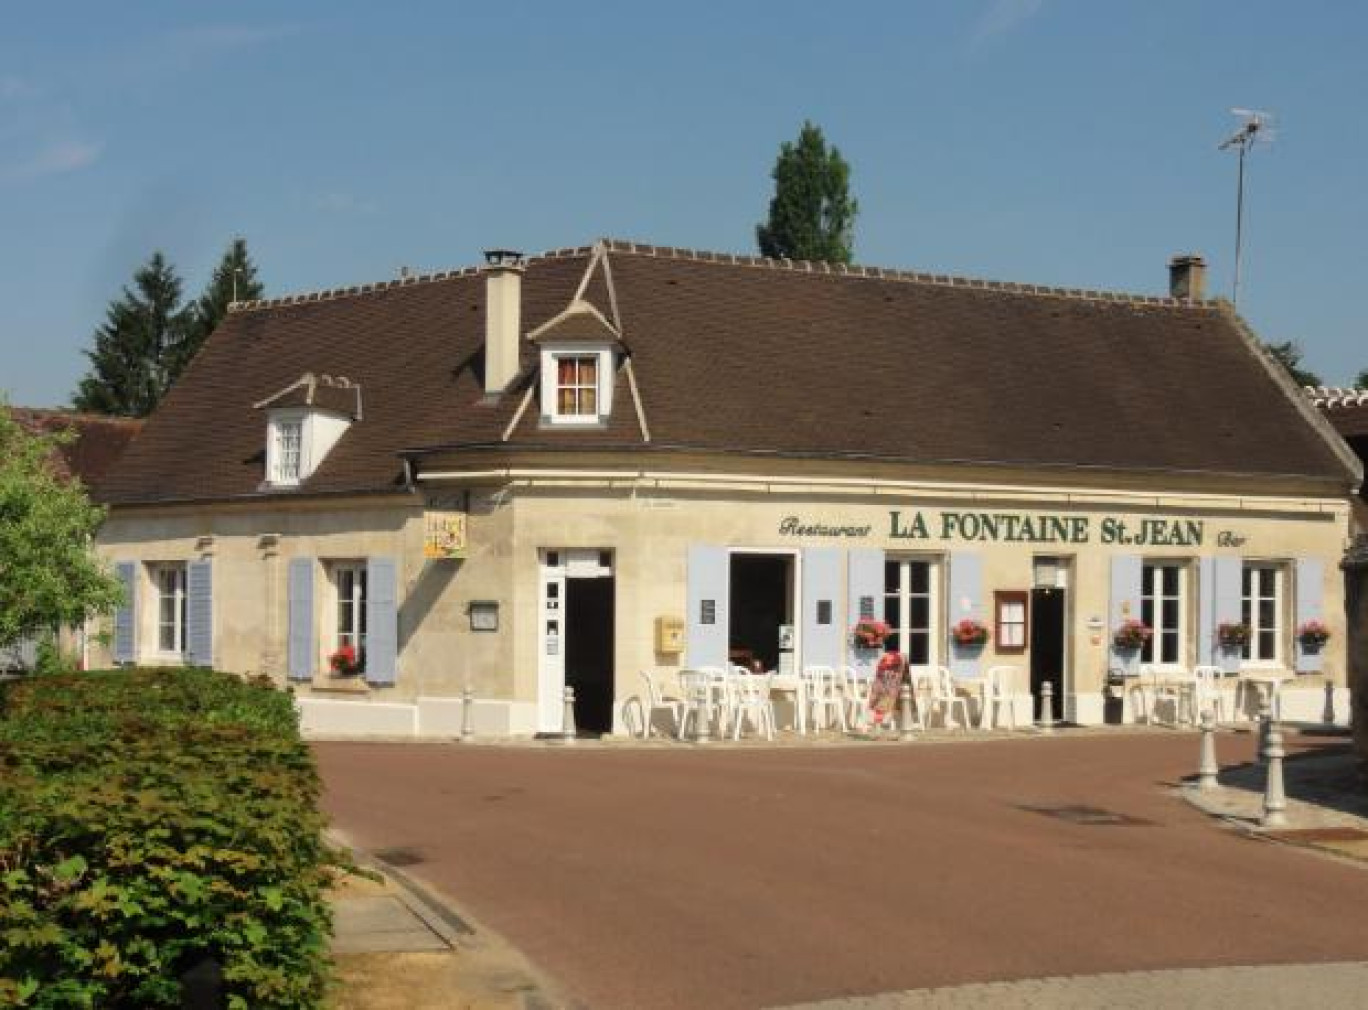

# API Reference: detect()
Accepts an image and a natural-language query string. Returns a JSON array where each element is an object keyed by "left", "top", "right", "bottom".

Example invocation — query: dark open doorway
[
  {"left": 565, "top": 575, "right": 615, "bottom": 735},
  {"left": 1030, "top": 586, "right": 1067, "bottom": 720},
  {"left": 728, "top": 554, "right": 794, "bottom": 671}
]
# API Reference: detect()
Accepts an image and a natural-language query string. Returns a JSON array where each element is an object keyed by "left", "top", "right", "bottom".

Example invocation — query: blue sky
[{"left": 2, "top": 0, "right": 1365, "bottom": 406}]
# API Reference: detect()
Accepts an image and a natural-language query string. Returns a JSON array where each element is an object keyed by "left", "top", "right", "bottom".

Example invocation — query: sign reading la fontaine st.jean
[{"left": 778, "top": 510, "right": 1206, "bottom": 547}]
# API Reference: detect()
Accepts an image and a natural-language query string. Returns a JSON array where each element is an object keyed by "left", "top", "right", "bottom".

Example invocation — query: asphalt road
[{"left": 316, "top": 734, "right": 1368, "bottom": 1010}]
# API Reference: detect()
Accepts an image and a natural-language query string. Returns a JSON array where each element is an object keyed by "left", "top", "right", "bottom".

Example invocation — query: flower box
[
  {"left": 1111, "top": 619, "right": 1152, "bottom": 651},
  {"left": 951, "top": 618, "right": 990, "bottom": 648}
]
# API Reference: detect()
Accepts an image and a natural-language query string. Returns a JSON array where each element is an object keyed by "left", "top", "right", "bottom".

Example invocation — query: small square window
[
  {"left": 555, "top": 356, "right": 599, "bottom": 416},
  {"left": 995, "top": 591, "right": 1028, "bottom": 654}
]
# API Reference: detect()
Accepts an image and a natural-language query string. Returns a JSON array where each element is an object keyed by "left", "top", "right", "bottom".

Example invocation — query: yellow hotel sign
[{"left": 424, "top": 511, "right": 468, "bottom": 560}]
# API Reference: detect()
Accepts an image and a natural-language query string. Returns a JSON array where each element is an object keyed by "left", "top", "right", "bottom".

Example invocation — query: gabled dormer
[
  {"left": 527, "top": 299, "right": 621, "bottom": 427},
  {"left": 253, "top": 373, "right": 362, "bottom": 487}
]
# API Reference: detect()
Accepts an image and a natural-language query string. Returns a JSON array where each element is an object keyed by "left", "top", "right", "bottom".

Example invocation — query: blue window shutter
[
  {"left": 186, "top": 560, "right": 214, "bottom": 668},
  {"left": 685, "top": 545, "right": 729, "bottom": 669},
  {"left": 846, "top": 548, "right": 885, "bottom": 676},
  {"left": 1197, "top": 558, "right": 1216, "bottom": 667},
  {"left": 1213, "top": 556, "right": 1243, "bottom": 673},
  {"left": 947, "top": 553, "right": 984, "bottom": 678},
  {"left": 801, "top": 547, "right": 842, "bottom": 669},
  {"left": 287, "top": 557, "right": 315, "bottom": 681},
  {"left": 113, "top": 561, "right": 137, "bottom": 664},
  {"left": 1108, "top": 555, "right": 1142, "bottom": 673},
  {"left": 1295, "top": 557, "right": 1324, "bottom": 673},
  {"left": 365, "top": 557, "right": 398, "bottom": 686}
]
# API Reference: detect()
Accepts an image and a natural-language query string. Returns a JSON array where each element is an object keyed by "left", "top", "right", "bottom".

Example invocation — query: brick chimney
[
  {"left": 1168, "top": 254, "right": 1207, "bottom": 302},
  {"left": 483, "top": 250, "right": 524, "bottom": 395}
]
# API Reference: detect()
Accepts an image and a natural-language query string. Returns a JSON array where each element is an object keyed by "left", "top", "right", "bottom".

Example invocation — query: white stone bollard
[
  {"left": 1257, "top": 699, "right": 1271, "bottom": 765},
  {"left": 561, "top": 685, "right": 577, "bottom": 744},
  {"left": 1197, "top": 710, "right": 1219, "bottom": 790},
  {"left": 693, "top": 684, "right": 712, "bottom": 744},
  {"left": 1039, "top": 681, "right": 1056, "bottom": 735},
  {"left": 460, "top": 685, "right": 474, "bottom": 742},
  {"left": 1260, "top": 721, "right": 1288, "bottom": 829},
  {"left": 898, "top": 683, "right": 916, "bottom": 741}
]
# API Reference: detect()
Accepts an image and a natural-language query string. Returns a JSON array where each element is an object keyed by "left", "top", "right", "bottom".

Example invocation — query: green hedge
[{"left": 0, "top": 669, "right": 339, "bottom": 1009}]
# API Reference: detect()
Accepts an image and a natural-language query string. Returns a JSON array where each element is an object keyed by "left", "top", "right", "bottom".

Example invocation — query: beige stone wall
[{"left": 94, "top": 466, "right": 1353, "bottom": 730}]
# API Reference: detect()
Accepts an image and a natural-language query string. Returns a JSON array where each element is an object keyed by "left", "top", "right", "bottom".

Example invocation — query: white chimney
[{"left": 483, "top": 249, "right": 524, "bottom": 395}]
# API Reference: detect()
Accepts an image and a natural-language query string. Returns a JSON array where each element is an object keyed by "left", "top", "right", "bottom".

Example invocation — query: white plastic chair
[
  {"left": 676, "top": 668, "right": 724, "bottom": 739},
  {"left": 983, "top": 665, "right": 1019, "bottom": 730},
  {"left": 801, "top": 666, "right": 848, "bottom": 732},
  {"left": 839, "top": 665, "right": 873, "bottom": 730},
  {"left": 1192, "top": 665, "right": 1227, "bottom": 723},
  {"left": 731, "top": 672, "right": 776, "bottom": 740},
  {"left": 927, "top": 667, "right": 971, "bottom": 730},
  {"left": 637, "top": 670, "right": 685, "bottom": 739}
]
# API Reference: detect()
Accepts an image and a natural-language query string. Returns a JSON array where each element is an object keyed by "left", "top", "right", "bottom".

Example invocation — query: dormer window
[
  {"left": 556, "top": 355, "right": 599, "bottom": 417},
  {"left": 254, "top": 373, "right": 363, "bottom": 488},
  {"left": 526, "top": 298, "right": 622, "bottom": 429}
]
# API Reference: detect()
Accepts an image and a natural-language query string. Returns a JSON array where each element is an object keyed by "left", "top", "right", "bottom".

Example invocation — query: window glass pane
[
  {"left": 884, "top": 562, "right": 899, "bottom": 594},
  {"left": 909, "top": 563, "right": 929, "bottom": 594},
  {"left": 909, "top": 596, "right": 929, "bottom": 630},
  {"left": 558, "top": 358, "right": 575, "bottom": 384},
  {"left": 884, "top": 597, "right": 901, "bottom": 633},
  {"left": 1258, "top": 598, "right": 1275, "bottom": 630},
  {"left": 1241, "top": 598, "right": 1252, "bottom": 625},
  {"left": 1141, "top": 598, "right": 1154, "bottom": 628},
  {"left": 1162, "top": 598, "right": 1179, "bottom": 629},
  {"left": 581, "top": 387, "right": 596, "bottom": 414},
  {"left": 908, "top": 632, "right": 930, "bottom": 665},
  {"left": 1162, "top": 566, "right": 1178, "bottom": 595},
  {"left": 1258, "top": 630, "right": 1275, "bottom": 660},
  {"left": 1242, "top": 566, "right": 1252, "bottom": 594},
  {"left": 580, "top": 357, "right": 597, "bottom": 384},
  {"left": 1162, "top": 631, "right": 1179, "bottom": 664}
]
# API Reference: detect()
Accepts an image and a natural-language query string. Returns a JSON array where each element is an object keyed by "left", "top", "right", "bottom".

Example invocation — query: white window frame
[
  {"left": 331, "top": 562, "right": 368, "bottom": 667},
  {"left": 1141, "top": 561, "right": 1188, "bottom": 670},
  {"left": 540, "top": 344, "right": 614, "bottom": 426},
  {"left": 267, "top": 408, "right": 308, "bottom": 486},
  {"left": 153, "top": 562, "right": 187, "bottom": 657},
  {"left": 1241, "top": 562, "right": 1285, "bottom": 668},
  {"left": 884, "top": 556, "right": 942, "bottom": 671}
]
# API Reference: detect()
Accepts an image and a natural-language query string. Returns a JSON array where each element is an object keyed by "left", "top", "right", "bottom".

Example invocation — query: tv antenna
[{"left": 1218, "top": 108, "right": 1275, "bottom": 309}]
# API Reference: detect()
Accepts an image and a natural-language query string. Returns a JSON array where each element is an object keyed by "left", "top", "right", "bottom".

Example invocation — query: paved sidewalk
[{"left": 777, "top": 961, "right": 1368, "bottom": 1009}]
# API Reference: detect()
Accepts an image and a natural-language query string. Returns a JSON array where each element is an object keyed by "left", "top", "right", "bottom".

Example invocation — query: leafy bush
[{"left": 0, "top": 669, "right": 340, "bottom": 1008}]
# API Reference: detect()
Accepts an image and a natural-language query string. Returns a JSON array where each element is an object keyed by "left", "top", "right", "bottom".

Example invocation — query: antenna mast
[{"left": 1218, "top": 108, "right": 1274, "bottom": 309}]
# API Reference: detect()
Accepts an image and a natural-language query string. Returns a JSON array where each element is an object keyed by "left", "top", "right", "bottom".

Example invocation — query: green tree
[
  {"left": 0, "top": 401, "right": 123, "bottom": 650},
  {"left": 1353, "top": 367, "right": 1368, "bottom": 389},
  {"left": 177, "top": 237, "right": 264, "bottom": 376},
  {"left": 756, "top": 121, "right": 859, "bottom": 264},
  {"left": 72, "top": 252, "right": 192, "bottom": 417},
  {"left": 1262, "top": 340, "right": 1323, "bottom": 388}
]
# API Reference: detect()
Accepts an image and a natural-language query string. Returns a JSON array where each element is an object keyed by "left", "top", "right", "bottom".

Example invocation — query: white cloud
[
  {"left": 971, "top": 0, "right": 1045, "bottom": 46},
  {"left": 2, "top": 138, "right": 101, "bottom": 183}
]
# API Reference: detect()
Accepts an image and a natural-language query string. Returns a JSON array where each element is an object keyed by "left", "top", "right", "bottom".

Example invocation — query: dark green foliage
[
  {"left": 72, "top": 254, "right": 192, "bottom": 418},
  {"left": 177, "top": 239, "right": 265, "bottom": 378},
  {"left": 756, "top": 121, "right": 859, "bottom": 264},
  {"left": 1353, "top": 368, "right": 1368, "bottom": 390},
  {"left": 1262, "top": 340, "right": 1323, "bottom": 388},
  {"left": 0, "top": 669, "right": 340, "bottom": 1009}
]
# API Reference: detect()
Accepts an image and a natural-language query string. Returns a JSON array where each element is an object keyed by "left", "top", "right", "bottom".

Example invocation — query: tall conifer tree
[
  {"left": 756, "top": 121, "right": 859, "bottom": 264},
  {"left": 179, "top": 237, "right": 264, "bottom": 374},
  {"left": 72, "top": 253, "right": 191, "bottom": 417}
]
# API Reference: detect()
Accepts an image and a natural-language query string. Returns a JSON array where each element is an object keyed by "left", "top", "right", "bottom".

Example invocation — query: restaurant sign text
[{"left": 779, "top": 511, "right": 1206, "bottom": 547}]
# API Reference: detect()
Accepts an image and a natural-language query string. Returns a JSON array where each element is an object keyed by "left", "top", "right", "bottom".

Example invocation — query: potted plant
[
  {"left": 1296, "top": 619, "right": 1331, "bottom": 651},
  {"left": 851, "top": 618, "right": 892, "bottom": 649},
  {"left": 951, "top": 618, "right": 990, "bottom": 648},
  {"left": 328, "top": 644, "right": 363, "bottom": 677},
  {"left": 1216, "top": 622, "right": 1251, "bottom": 651},
  {"left": 1111, "top": 619, "right": 1152, "bottom": 651}
]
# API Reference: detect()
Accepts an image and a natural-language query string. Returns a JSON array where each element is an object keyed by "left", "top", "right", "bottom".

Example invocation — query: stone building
[{"left": 90, "top": 242, "right": 1362, "bottom": 736}]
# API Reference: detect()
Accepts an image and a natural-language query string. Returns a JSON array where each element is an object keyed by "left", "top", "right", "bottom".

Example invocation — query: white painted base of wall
[
  {"left": 296, "top": 685, "right": 1351, "bottom": 739},
  {"left": 297, "top": 696, "right": 539, "bottom": 739}
]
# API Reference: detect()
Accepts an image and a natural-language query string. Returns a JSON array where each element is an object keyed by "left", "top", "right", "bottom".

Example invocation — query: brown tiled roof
[
  {"left": 8, "top": 408, "right": 143, "bottom": 486},
  {"left": 255, "top": 373, "right": 363, "bottom": 418},
  {"left": 95, "top": 240, "right": 1358, "bottom": 505}
]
